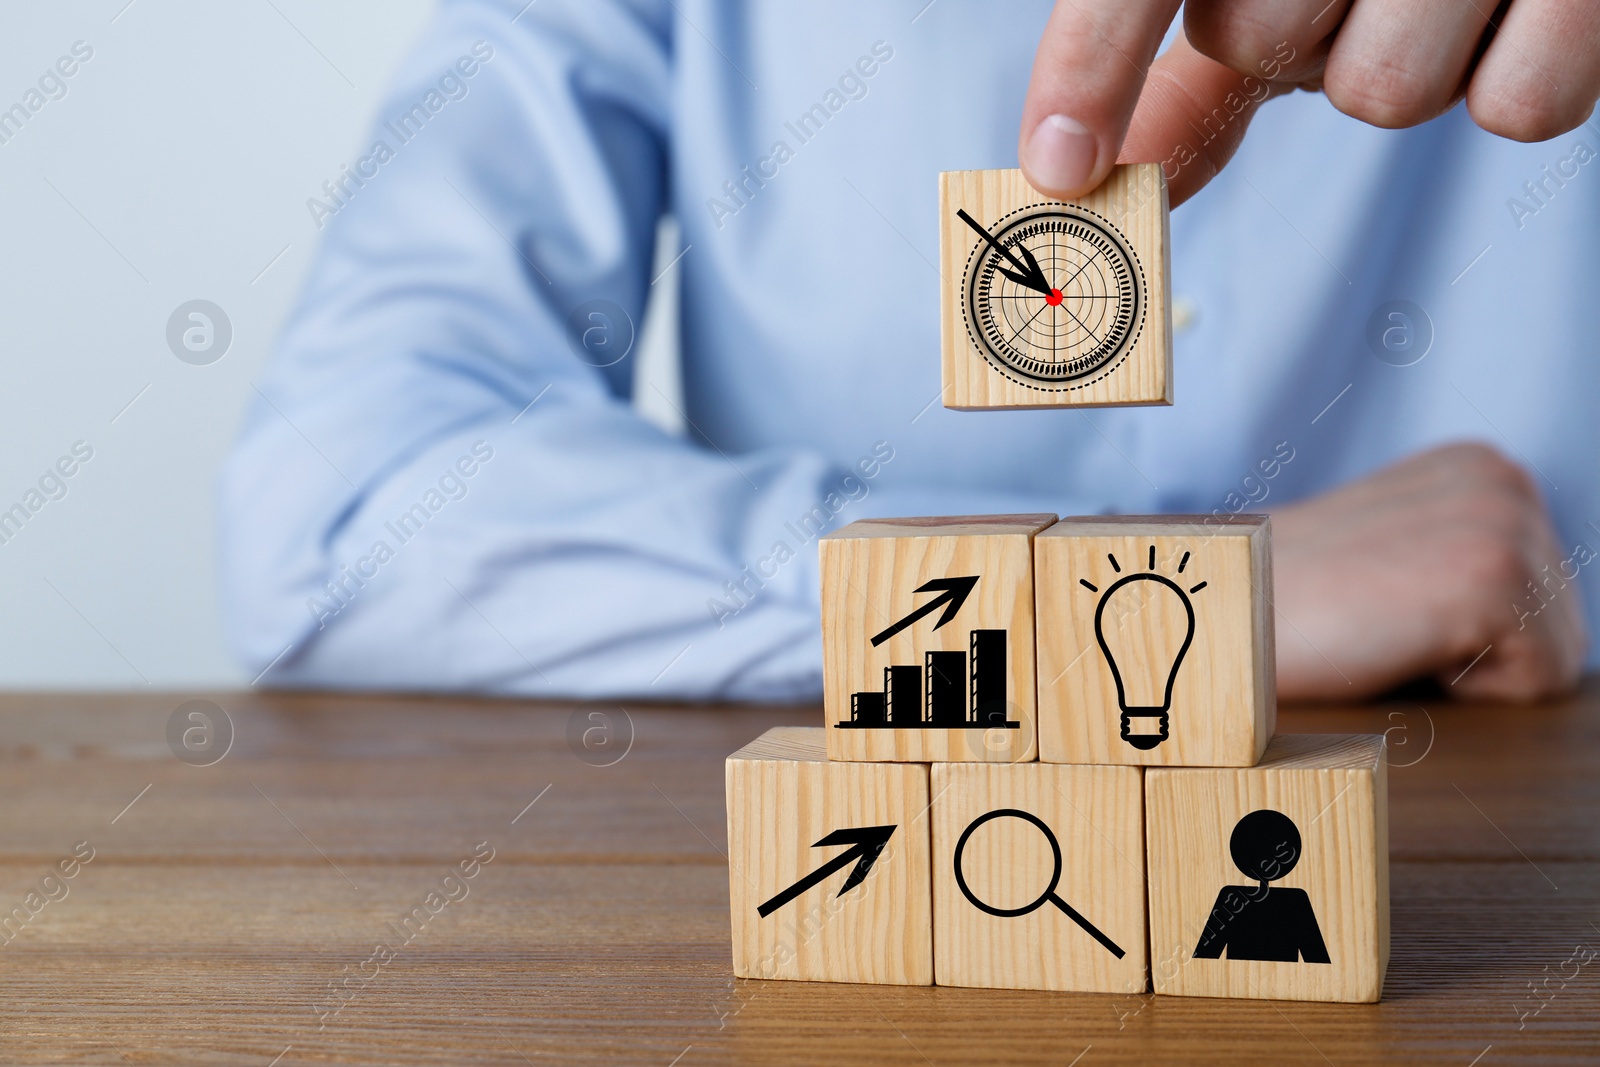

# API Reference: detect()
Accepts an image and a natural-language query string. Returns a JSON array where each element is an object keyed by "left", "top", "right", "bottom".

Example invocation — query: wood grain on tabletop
[{"left": 0, "top": 686, "right": 1594, "bottom": 1065}]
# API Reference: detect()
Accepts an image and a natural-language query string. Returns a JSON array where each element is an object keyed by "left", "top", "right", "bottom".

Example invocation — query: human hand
[
  {"left": 1020, "top": 1, "right": 1600, "bottom": 206},
  {"left": 1270, "top": 443, "right": 1588, "bottom": 703}
]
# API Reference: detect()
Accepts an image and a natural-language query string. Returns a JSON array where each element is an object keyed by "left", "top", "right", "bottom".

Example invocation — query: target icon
[{"left": 959, "top": 204, "right": 1145, "bottom": 389}]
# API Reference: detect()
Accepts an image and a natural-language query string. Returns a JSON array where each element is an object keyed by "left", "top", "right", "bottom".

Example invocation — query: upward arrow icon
[
  {"left": 869, "top": 576, "right": 980, "bottom": 647},
  {"left": 756, "top": 825, "right": 897, "bottom": 918}
]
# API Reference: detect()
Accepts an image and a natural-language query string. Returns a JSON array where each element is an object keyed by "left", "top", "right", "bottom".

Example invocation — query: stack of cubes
[{"left": 725, "top": 514, "right": 1389, "bottom": 1003}]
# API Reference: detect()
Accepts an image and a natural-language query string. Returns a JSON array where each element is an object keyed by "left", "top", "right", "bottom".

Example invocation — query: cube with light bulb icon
[{"left": 1033, "top": 515, "right": 1275, "bottom": 767}]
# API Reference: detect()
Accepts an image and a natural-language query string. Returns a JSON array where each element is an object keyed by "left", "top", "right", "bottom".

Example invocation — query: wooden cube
[
  {"left": 1035, "top": 515, "right": 1275, "bottom": 767},
  {"left": 821, "top": 514, "right": 1056, "bottom": 763},
  {"left": 930, "top": 762, "right": 1147, "bottom": 992},
  {"left": 725, "top": 727, "right": 933, "bottom": 984},
  {"left": 1146, "top": 734, "right": 1390, "bottom": 1003},
  {"left": 939, "top": 164, "right": 1171, "bottom": 410}
]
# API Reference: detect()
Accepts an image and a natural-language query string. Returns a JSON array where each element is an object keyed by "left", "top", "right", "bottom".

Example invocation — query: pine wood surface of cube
[
  {"left": 939, "top": 164, "right": 1171, "bottom": 409},
  {"left": 930, "top": 762, "right": 1147, "bottom": 993},
  {"left": 821, "top": 515, "right": 1056, "bottom": 763},
  {"left": 1035, "top": 515, "right": 1275, "bottom": 767},
  {"left": 1145, "top": 734, "right": 1390, "bottom": 1003},
  {"left": 725, "top": 727, "right": 933, "bottom": 985}
]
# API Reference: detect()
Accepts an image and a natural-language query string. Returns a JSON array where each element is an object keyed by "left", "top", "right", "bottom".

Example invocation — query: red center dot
[{"left": 1046, "top": 288, "right": 1063, "bottom": 306}]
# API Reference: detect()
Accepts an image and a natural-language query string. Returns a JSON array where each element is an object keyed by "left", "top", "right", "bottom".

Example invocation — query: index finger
[{"left": 1019, "top": 0, "right": 1183, "bottom": 199}]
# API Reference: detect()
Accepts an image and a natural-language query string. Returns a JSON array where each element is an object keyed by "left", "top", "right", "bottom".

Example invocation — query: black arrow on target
[{"left": 957, "top": 209, "right": 1053, "bottom": 296}]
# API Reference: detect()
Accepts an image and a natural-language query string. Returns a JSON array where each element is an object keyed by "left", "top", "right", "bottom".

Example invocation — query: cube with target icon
[{"left": 939, "top": 165, "right": 1171, "bottom": 410}]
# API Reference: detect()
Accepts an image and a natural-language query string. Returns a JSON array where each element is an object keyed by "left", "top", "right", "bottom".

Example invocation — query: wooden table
[{"left": 1, "top": 686, "right": 1596, "bottom": 1065}]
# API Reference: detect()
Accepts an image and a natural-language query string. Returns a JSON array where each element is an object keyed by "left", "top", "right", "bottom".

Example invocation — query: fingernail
[{"left": 1023, "top": 114, "right": 1098, "bottom": 194}]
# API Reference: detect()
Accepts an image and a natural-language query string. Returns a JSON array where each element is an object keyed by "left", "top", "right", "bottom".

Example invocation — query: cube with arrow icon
[{"left": 726, "top": 727, "right": 933, "bottom": 984}]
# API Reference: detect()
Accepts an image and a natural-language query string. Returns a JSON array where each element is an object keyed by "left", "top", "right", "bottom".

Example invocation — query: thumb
[
  {"left": 1118, "top": 33, "right": 1288, "bottom": 207},
  {"left": 1019, "top": 0, "right": 1182, "bottom": 199}
]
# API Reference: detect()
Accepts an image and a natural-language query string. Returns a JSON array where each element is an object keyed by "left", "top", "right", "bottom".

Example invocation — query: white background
[{"left": 0, "top": 1, "right": 682, "bottom": 688}]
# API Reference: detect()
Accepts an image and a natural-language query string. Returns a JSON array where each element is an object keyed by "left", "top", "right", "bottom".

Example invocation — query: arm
[
  {"left": 218, "top": 0, "right": 873, "bottom": 700},
  {"left": 1272, "top": 443, "right": 1586, "bottom": 703}
]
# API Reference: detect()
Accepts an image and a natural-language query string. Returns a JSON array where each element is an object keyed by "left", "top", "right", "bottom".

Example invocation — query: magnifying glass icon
[{"left": 953, "top": 808, "right": 1125, "bottom": 959}]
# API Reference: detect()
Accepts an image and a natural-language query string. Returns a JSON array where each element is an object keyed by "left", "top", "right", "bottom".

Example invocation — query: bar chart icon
[{"left": 836, "top": 629, "right": 1019, "bottom": 730}]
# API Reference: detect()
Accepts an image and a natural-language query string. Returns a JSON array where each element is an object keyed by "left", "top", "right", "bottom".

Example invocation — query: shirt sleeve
[{"left": 218, "top": 0, "right": 1066, "bottom": 702}]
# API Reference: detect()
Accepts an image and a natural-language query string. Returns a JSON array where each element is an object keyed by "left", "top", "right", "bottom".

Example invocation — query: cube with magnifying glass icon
[
  {"left": 929, "top": 761, "right": 1147, "bottom": 992},
  {"left": 1033, "top": 514, "right": 1275, "bottom": 767}
]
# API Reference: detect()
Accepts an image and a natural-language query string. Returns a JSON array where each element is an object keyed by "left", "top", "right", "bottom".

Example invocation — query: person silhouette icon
[{"left": 1192, "top": 809, "right": 1331, "bottom": 964}]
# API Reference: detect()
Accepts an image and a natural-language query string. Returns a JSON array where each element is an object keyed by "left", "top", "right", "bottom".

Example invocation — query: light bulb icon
[{"left": 1080, "top": 546, "right": 1208, "bottom": 750}]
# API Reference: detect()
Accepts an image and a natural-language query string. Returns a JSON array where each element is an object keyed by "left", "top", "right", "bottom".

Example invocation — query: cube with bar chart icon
[{"left": 819, "top": 514, "right": 1057, "bottom": 763}]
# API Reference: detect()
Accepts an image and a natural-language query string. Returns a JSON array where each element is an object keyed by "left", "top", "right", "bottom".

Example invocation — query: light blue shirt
[{"left": 220, "top": 0, "right": 1600, "bottom": 698}]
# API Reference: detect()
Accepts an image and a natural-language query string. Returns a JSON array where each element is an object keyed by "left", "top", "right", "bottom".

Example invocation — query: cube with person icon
[{"left": 1145, "top": 734, "right": 1389, "bottom": 1003}]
